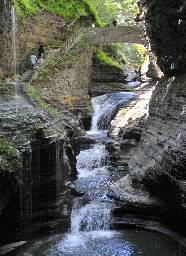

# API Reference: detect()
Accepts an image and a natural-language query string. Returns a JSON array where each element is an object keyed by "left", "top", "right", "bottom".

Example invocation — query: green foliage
[
  {"left": 12, "top": 0, "right": 139, "bottom": 26},
  {"left": 12, "top": 0, "right": 38, "bottom": 16},
  {"left": 115, "top": 43, "right": 146, "bottom": 69},
  {"left": 83, "top": 0, "right": 103, "bottom": 26},
  {"left": 0, "top": 137, "right": 22, "bottom": 172},
  {"left": 95, "top": 48, "right": 122, "bottom": 68},
  {"left": 13, "top": 0, "right": 103, "bottom": 25},
  {"left": 95, "top": 43, "right": 146, "bottom": 70},
  {"left": 26, "top": 83, "right": 59, "bottom": 117},
  {"left": 92, "top": 0, "right": 138, "bottom": 25}
]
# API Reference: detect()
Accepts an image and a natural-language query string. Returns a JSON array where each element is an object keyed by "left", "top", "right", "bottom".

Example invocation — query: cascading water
[
  {"left": 55, "top": 92, "right": 137, "bottom": 250},
  {"left": 15, "top": 92, "right": 186, "bottom": 256},
  {"left": 11, "top": 5, "right": 17, "bottom": 76},
  {"left": 89, "top": 92, "right": 135, "bottom": 133}
]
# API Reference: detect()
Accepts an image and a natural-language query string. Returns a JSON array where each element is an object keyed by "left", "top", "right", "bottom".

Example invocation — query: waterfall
[
  {"left": 90, "top": 92, "right": 135, "bottom": 132},
  {"left": 11, "top": 5, "right": 17, "bottom": 75},
  {"left": 71, "top": 202, "right": 111, "bottom": 234},
  {"left": 90, "top": 94, "right": 109, "bottom": 132}
]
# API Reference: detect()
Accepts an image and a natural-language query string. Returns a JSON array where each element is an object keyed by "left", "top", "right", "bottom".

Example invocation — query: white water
[
  {"left": 89, "top": 92, "right": 134, "bottom": 133},
  {"left": 90, "top": 94, "right": 108, "bottom": 132},
  {"left": 62, "top": 92, "right": 136, "bottom": 247},
  {"left": 76, "top": 144, "right": 107, "bottom": 175},
  {"left": 11, "top": 5, "right": 17, "bottom": 75},
  {"left": 71, "top": 202, "right": 111, "bottom": 234}
]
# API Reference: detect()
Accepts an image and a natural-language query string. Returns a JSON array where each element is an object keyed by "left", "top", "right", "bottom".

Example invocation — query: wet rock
[
  {"left": 92, "top": 62, "right": 127, "bottom": 84},
  {"left": 111, "top": 76, "right": 186, "bottom": 235},
  {"left": 146, "top": 61, "right": 163, "bottom": 80},
  {"left": 0, "top": 241, "right": 26, "bottom": 255},
  {"left": 0, "top": 92, "right": 84, "bottom": 245},
  {"left": 110, "top": 83, "right": 154, "bottom": 139},
  {"left": 91, "top": 82, "right": 132, "bottom": 97}
]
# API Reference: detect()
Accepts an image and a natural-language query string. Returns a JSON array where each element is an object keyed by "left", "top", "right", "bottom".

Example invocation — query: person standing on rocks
[
  {"left": 30, "top": 54, "right": 38, "bottom": 69},
  {"left": 38, "top": 42, "right": 45, "bottom": 59}
]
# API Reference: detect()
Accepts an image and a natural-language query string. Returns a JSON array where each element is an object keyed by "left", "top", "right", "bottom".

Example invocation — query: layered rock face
[
  {"left": 92, "top": 62, "right": 127, "bottom": 84},
  {"left": 109, "top": 0, "right": 186, "bottom": 237},
  {"left": 142, "top": 0, "right": 186, "bottom": 76},
  {"left": 131, "top": 0, "right": 186, "bottom": 233},
  {"left": 32, "top": 47, "right": 93, "bottom": 129},
  {"left": 129, "top": 76, "right": 186, "bottom": 232},
  {"left": 0, "top": 86, "right": 84, "bottom": 245},
  {"left": 34, "top": 48, "right": 93, "bottom": 100}
]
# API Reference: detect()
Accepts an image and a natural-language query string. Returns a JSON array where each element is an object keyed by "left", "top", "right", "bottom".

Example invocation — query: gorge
[{"left": 0, "top": 0, "right": 186, "bottom": 255}]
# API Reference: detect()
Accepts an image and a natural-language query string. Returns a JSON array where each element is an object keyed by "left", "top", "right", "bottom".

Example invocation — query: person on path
[
  {"left": 30, "top": 54, "right": 37, "bottom": 69},
  {"left": 38, "top": 42, "right": 45, "bottom": 59}
]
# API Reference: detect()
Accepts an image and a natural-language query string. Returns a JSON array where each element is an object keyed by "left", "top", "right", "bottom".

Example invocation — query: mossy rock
[
  {"left": 0, "top": 137, "right": 22, "bottom": 173},
  {"left": 0, "top": 83, "right": 16, "bottom": 98}
]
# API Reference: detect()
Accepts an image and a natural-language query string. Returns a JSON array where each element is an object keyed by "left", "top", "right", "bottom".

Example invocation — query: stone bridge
[{"left": 84, "top": 25, "right": 145, "bottom": 45}]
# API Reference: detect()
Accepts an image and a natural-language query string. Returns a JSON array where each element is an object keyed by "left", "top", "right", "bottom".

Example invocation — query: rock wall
[
  {"left": 17, "top": 12, "right": 67, "bottom": 74},
  {"left": 92, "top": 62, "right": 127, "bottom": 84},
  {"left": 34, "top": 48, "right": 93, "bottom": 99},
  {"left": 109, "top": 0, "right": 186, "bottom": 237},
  {"left": 0, "top": 0, "right": 12, "bottom": 76},
  {"left": 141, "top": 0, "right": 186, "bottom": 76},
  {"left": 129, "top": 76, "right": 186, "bottom": 232},
  {"left": 0, "top": 136, "right": 77, "bottom": 245},
  {"left": 31, "top": 46, "right": 93, "bottom": 129},
  {"left": 0, "top": 88, "right": 84, "bottom": 245}
]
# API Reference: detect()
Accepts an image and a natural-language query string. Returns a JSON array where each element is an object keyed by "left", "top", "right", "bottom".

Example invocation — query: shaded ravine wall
[
  {"left": 129, "top": 76, "right": 186, "bottom": 232},
  {"left": 117, "top": 0, "right": 186, "bottom": 234},
  {"left": 0, "top": 2, "right": 90, "bottom": 245},
  {"left": 0, "top": 128, "right": 79, "bottom": 245},
  {"left": 141, "top": 0, "right": 186, "bottom": 76}
]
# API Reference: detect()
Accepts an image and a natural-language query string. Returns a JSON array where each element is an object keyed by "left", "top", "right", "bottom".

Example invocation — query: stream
[{"left": 16, "top": 91, "right": 185, "bottom": 256}]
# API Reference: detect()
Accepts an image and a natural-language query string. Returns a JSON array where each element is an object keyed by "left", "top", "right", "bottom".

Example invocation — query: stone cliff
[
  {"left": 108, "top": 0, "right": 186, "bottom": 240},
  {"left": 0, "top": 2, "right": 91, "bottom": 244},
  {"left": 0, "top": 84, "right": 84, "bottom": 245},
  {"left": 130, "top": 76, "right": 186, "bottom": 232}
]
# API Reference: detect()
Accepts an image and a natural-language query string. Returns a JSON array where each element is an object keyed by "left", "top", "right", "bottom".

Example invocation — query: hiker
[
  {"left": 30, "top": 54, "right": 37, "bottom": 69},
  {"left": 38, "top": 42, "right": 45, "bottom": 59},
  {"left": 112, "top": 19, "right": 117, "bottom": 26}
]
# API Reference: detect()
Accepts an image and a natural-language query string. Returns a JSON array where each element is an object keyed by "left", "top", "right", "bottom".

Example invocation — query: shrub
[
  {"left": 0, "top": 137, "right": 22, "bottom": 172},
  {"left": 95, "top": 48, "right": 122, "bottom": 68}
]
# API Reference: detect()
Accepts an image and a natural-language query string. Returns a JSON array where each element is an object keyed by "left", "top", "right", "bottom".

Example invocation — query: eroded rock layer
[
  {"left": 0, "top": 87, "right": 84, "bottom": 245},
  {"left": 109, "top": 0, "right": 186, "bottom": 237},
  {"left": 141, "top": 0, "right": 186, "bottom": 76},
  {"left": 129, "top": 76, "right": 186, "bottom": 232}
]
